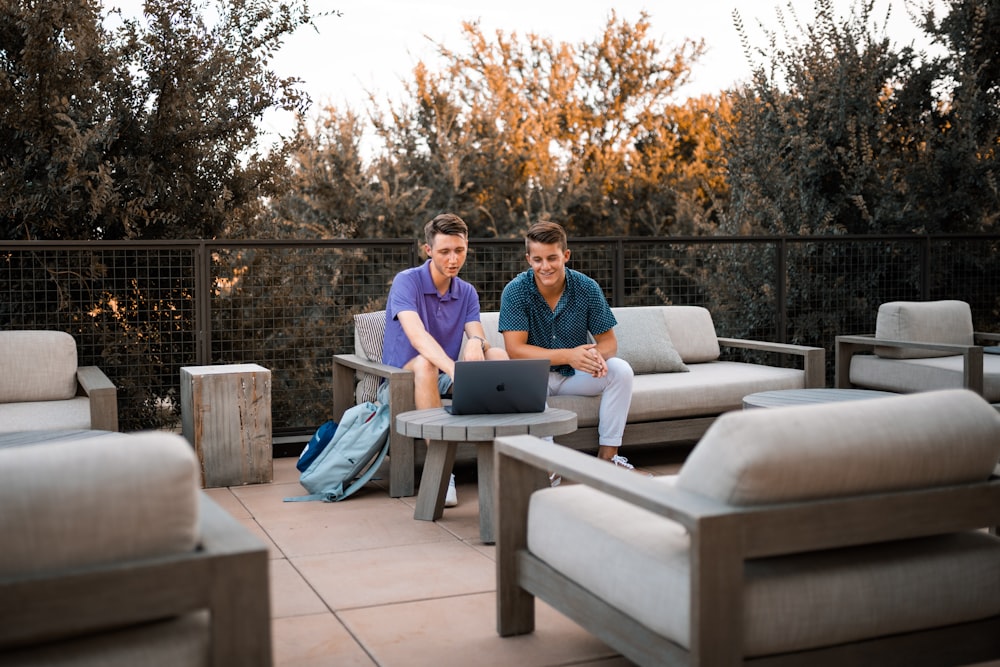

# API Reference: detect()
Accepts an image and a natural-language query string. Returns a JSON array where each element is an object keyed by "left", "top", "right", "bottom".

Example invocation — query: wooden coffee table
[
  {"left": 396, "top": 407, "right": 577, "bottom": 544},
  {"left": 743, "top": 388, "right": 896, "bottom": 409}
]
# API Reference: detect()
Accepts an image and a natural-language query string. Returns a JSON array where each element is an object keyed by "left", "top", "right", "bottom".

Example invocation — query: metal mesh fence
[{"left": 3, "top": 235, "right": 999, "bottom": 436}]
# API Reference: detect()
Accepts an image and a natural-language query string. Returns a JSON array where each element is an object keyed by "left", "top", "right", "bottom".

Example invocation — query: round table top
[
  {"left": 395, "top": 407, "right": 578, "bottom": 442},
  {"left": 742, "top": 388, "right": 897, "bottom": 409}
]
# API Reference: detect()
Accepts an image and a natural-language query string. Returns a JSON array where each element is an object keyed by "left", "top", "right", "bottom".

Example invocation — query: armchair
[
  {"left": 836, "top": 300, "right": 1000, "bottom": 406},
  {"left": 496, "top": 389, "right": 1000, "bottom": 666},
  {"left": 0, "top": 430, "right": 271, "bottom": 666},
  {"left": 0, "top": 330, "right": 118, "bottom": 431}
]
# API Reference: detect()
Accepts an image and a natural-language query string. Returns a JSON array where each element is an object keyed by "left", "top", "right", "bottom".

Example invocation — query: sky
[{"left": 106, "top": 0, "right": 937, "bottom": 140}]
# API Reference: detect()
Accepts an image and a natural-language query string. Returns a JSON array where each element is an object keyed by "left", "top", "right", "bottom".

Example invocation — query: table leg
[
  {"left": 477, "top": 443, "right": 495, "bottom": 544},
  {"left": 414, "top": 440, "right": 457, "bottom": 522}
]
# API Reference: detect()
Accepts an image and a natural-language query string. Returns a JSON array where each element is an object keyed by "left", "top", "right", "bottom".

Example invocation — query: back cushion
[
  {"left": 676, "top": 389, "right": 1000, "bottom": 506},
  {"left": 875, "top": 300, "right": 974, "bottom": 359},
  {"left": 0, "top": 331, "right": 78, "bottom": 403},
  {"left": 353, "top": 311, "right": 386, "bottom": 403},
  {"left": 478, "top": 312, "right": 506, "bottom": 350},
  {"left": 660, "top": 306, "right": 720, "bottom": 363},
  {"left": 609, "top": 307, "right": 688, "bottom": 373}
]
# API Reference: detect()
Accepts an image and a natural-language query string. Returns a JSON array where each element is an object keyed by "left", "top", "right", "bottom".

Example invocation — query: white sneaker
[
  {"left": 445, "top": 473, "right": 458, "bottom": 507},
  {"left": 609, "top": 454, "right": 635, "bottom": 470}
]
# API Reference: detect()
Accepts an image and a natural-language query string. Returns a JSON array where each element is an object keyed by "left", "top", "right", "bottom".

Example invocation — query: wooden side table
[
  {"left": 396, "top": 408, "right": 577, "bottom": 543},
  {"left": 180, "top": 364, "right": 272, "bottom": 487}
]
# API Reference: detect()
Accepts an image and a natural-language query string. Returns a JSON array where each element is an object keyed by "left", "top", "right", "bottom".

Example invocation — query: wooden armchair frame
[
  {"left": 835, "top": 332, "right": 1000, "bottom": 396},
  {"left": 77, "top": 365, "right": 119, "bottom": 431},
  {"left": 495, "top": 434, "right": 1000, "bottom": 666},
  {"left": 0, "top": 494, "right": 271, "bottom": 666}
]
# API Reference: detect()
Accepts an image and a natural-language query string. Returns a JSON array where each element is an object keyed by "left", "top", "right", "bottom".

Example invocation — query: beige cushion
[
  {"left": 660, "top": 306, "right": 720, "bottom": 363},
  {"left": 0, "top": 431, "right": 200, "bottom": 577},
  {"left": 0, "top": 397, "right": 92, "bottom": 431},
  {"left": 353, "top": 311, "right": 386, "bottom": 403},
  {"left": 609, "top": 307, "right": 688, "bottom": 374},
  {"left": 875, "top": 300, "right": 974, "bottom": 359},
  {"left": 850, "top": 353, "right": 1000, "bottom": 403},
  {"left": 676, "top": 389, "right": 1000, "bottom": 505},
  {"left": 0, "top": 331, "right": 78, "bottom": 403}
]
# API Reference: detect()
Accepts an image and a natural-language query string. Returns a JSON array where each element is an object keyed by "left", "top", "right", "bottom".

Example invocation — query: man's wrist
[{"left": 470, "top": 335, "right": 487, "bottom": 352}]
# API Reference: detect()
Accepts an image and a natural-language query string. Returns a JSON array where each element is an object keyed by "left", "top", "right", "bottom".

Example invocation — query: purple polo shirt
[{"left": 382, "top": 260, "right": 482, "bottom": 369}]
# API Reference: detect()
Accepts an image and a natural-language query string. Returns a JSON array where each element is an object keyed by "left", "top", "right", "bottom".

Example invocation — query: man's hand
[
  {"left": 462, "top": 340, "right": 487, "bottom": 362},
  {"left": 571, "top": 344, "right": 608, "bottom": 377}
]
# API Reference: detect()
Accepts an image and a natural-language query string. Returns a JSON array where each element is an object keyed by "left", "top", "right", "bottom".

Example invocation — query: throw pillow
[
  {"left": 353, "top": 311, "right": 386, "bottom": 402},
  {"left": 611, "top": 308, "right": 688, "bottom": 374}
]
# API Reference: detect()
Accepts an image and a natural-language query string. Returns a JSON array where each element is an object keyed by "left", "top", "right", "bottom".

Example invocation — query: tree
[{"left": 0, "top": 0, "right": 314, "bottom": 240}]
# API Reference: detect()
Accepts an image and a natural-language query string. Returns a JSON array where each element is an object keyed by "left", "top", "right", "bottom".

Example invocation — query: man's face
[
  {"left": 526, "top": 241, "right": 570, "bottom": 290},
  {"left": 425, "top": 232, "right": 468, "bottom": 280}
]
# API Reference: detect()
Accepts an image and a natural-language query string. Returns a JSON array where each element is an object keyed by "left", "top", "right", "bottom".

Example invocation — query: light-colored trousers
[{"left": 547, "top": 357, "right": 634, "bottom": 447}]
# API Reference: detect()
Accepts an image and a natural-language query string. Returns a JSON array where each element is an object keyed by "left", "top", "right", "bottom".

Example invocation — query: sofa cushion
[
  {"left": 660, "top": 306, "right": 720, "bottom": 363},
  {"left": 609, "top": 307, "right": 688, "bottom": 374},
  {"left": 528, "top": 482, "right": 1000, "bottom": 656},
  {"left": 353, "top": 311, "right": 386, "bottom": 403},
  {"left": 0, "top": 331, "right": 78, "bottom": 403},
  {"left": 0, "top": 397, "right": 92, "bottom": 431},
  {"left": 875, "top": 300, "right": 974, "bottom": 359},
  {"left": 0, "top": 431, "right": 200, "bottom": 577},
  {"left": 850, "top": 353, "right": 1000, "bottom": 403},
  {"left": 675, "top": 389, "right": 1000, "bottom": 506}
]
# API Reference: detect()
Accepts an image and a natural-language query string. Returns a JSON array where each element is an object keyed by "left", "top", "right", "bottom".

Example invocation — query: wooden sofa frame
[
  {"left": 333, "top": 336, "right": 824, "bottom": 498},
  {"left": 0, "top": 494, "right": 271, "bottom": 666},
  {"left": 495, "top": 434, "right": 1000, "bottom": 666}
]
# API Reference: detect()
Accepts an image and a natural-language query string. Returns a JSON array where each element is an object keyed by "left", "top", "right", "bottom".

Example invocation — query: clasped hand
[{"left": 573, "top": 344, "right": 607, "bottom": 377}]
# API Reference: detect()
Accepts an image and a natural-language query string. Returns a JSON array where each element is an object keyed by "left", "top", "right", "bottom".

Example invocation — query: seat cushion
[
  {"left": 0, "top": 331, "right": 78, "bottom": 403},
  {"left": 609, "top": 307, "right": 688, "bottom": 374},
  {"left": 0, "top": 397, "right": 93, "bottom": 431},
  {"left": 875, "top": 300, "right": 974, "bottom": 359},
  {"left": 850, "top": 353, "right": 1000, "bottom": 403},
  {"left": 676, "top": 389, "right": 1000, "bottom": 506},
  {"left": 0, "top": 431, "right": 200, "bottom": 577},
  {"left": 528, "top": 483, "right": 1000, "bottom": 656}
]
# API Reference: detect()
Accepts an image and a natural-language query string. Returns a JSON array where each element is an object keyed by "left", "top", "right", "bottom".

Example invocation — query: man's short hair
[
  {"left": 525, "top": 220, "right": 568, "bottom": 252},
  {"left": 424, "top": 213, "right": 468, "bottom": 246}
]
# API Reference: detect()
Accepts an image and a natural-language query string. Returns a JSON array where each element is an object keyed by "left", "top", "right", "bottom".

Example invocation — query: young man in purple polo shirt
[
  {"left": 382, "top": 213, "right": 508, "bottom": 506},
  {"left": 498, "top": 221, "right": 635, "bottom": 473}
]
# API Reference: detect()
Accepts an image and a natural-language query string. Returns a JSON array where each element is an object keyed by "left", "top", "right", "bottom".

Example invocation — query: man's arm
[{"left": 397, "top": 310, "right": 457, "bottom": 379}]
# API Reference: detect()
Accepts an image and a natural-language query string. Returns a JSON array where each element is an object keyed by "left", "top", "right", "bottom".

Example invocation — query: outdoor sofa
[
  {"left": 0, "top": 430, "right": 271, "bottom": 666},
  {"left": 0, "top": 330, "right": 118, "bottom": 432},
  {"left": 496, "top": 388, "right": 1000, "bottom": 665},
  {"left": 836, "top": 300, "right": 1000, "bottom": 408},
  {"left": 333, "top": 305, "right": 824, "bottom": 497}
]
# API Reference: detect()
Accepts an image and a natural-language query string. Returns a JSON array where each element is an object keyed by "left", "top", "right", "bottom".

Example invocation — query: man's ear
[{"left": 422, "top": 243, "right": 432, "bottom": 258}]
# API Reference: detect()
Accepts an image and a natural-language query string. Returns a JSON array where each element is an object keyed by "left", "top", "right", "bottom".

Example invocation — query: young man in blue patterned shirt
[{"left": 498, "top": 221, "right": 636, "bottom": 469}]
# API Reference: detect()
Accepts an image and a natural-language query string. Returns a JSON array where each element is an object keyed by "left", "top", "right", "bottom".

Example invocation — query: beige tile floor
[{"left": 204, "top": 446, "right": 690, "bottom": 667}]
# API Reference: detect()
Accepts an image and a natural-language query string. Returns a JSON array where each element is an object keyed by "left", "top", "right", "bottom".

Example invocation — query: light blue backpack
[{"left": 284, "top": 401, "right": 390, "bottom": 502}]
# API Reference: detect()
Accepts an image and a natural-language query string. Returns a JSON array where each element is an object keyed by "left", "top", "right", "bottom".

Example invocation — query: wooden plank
[{"left": 180, "top": 364, "right": 272, "bottom": 487}]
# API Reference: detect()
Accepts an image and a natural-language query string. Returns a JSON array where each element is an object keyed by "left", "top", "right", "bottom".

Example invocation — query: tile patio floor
[{"left": 204, "top": 446, "right": 691, "bottom": 667}]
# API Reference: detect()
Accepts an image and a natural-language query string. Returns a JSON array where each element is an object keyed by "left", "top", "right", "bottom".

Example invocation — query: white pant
[{"left": 547, "top": 357, "right": 634, "bottom": 447}]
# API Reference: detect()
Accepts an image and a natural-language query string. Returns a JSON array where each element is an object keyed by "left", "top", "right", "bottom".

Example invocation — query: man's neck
[{"left": 428, "top": 264, "right": 451, "bottom": 295}]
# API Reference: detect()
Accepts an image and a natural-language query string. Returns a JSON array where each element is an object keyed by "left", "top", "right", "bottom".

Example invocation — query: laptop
[{"left": 444, "top": 359, "right": 550, "bottom": 415}]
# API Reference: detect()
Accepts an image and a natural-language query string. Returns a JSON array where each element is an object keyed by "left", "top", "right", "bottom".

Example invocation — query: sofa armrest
[
  {"left": 332, "top": 353, "right": 417, "bottom": 497},
  {"left": 76, "top": 366, "right": 118, "bottom": 431},
  {"left": 835, "top": 334, "right": 985, "bottom": 394},
  {"left": 0, "top": 493, "right": 271, "bottom": 665},
  {"left": 717, "top": 337, "right": 826, "bottom": 388}
]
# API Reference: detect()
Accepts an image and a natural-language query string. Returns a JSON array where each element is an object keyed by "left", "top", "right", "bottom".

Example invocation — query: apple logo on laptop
[{"left": 496, "top": 383, "right": 505, "bottom": 392}]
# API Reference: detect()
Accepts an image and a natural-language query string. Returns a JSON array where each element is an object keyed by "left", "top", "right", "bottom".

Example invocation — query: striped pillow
[{"left": 354, "top": 311, "right": 386, "bottom": 402}]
